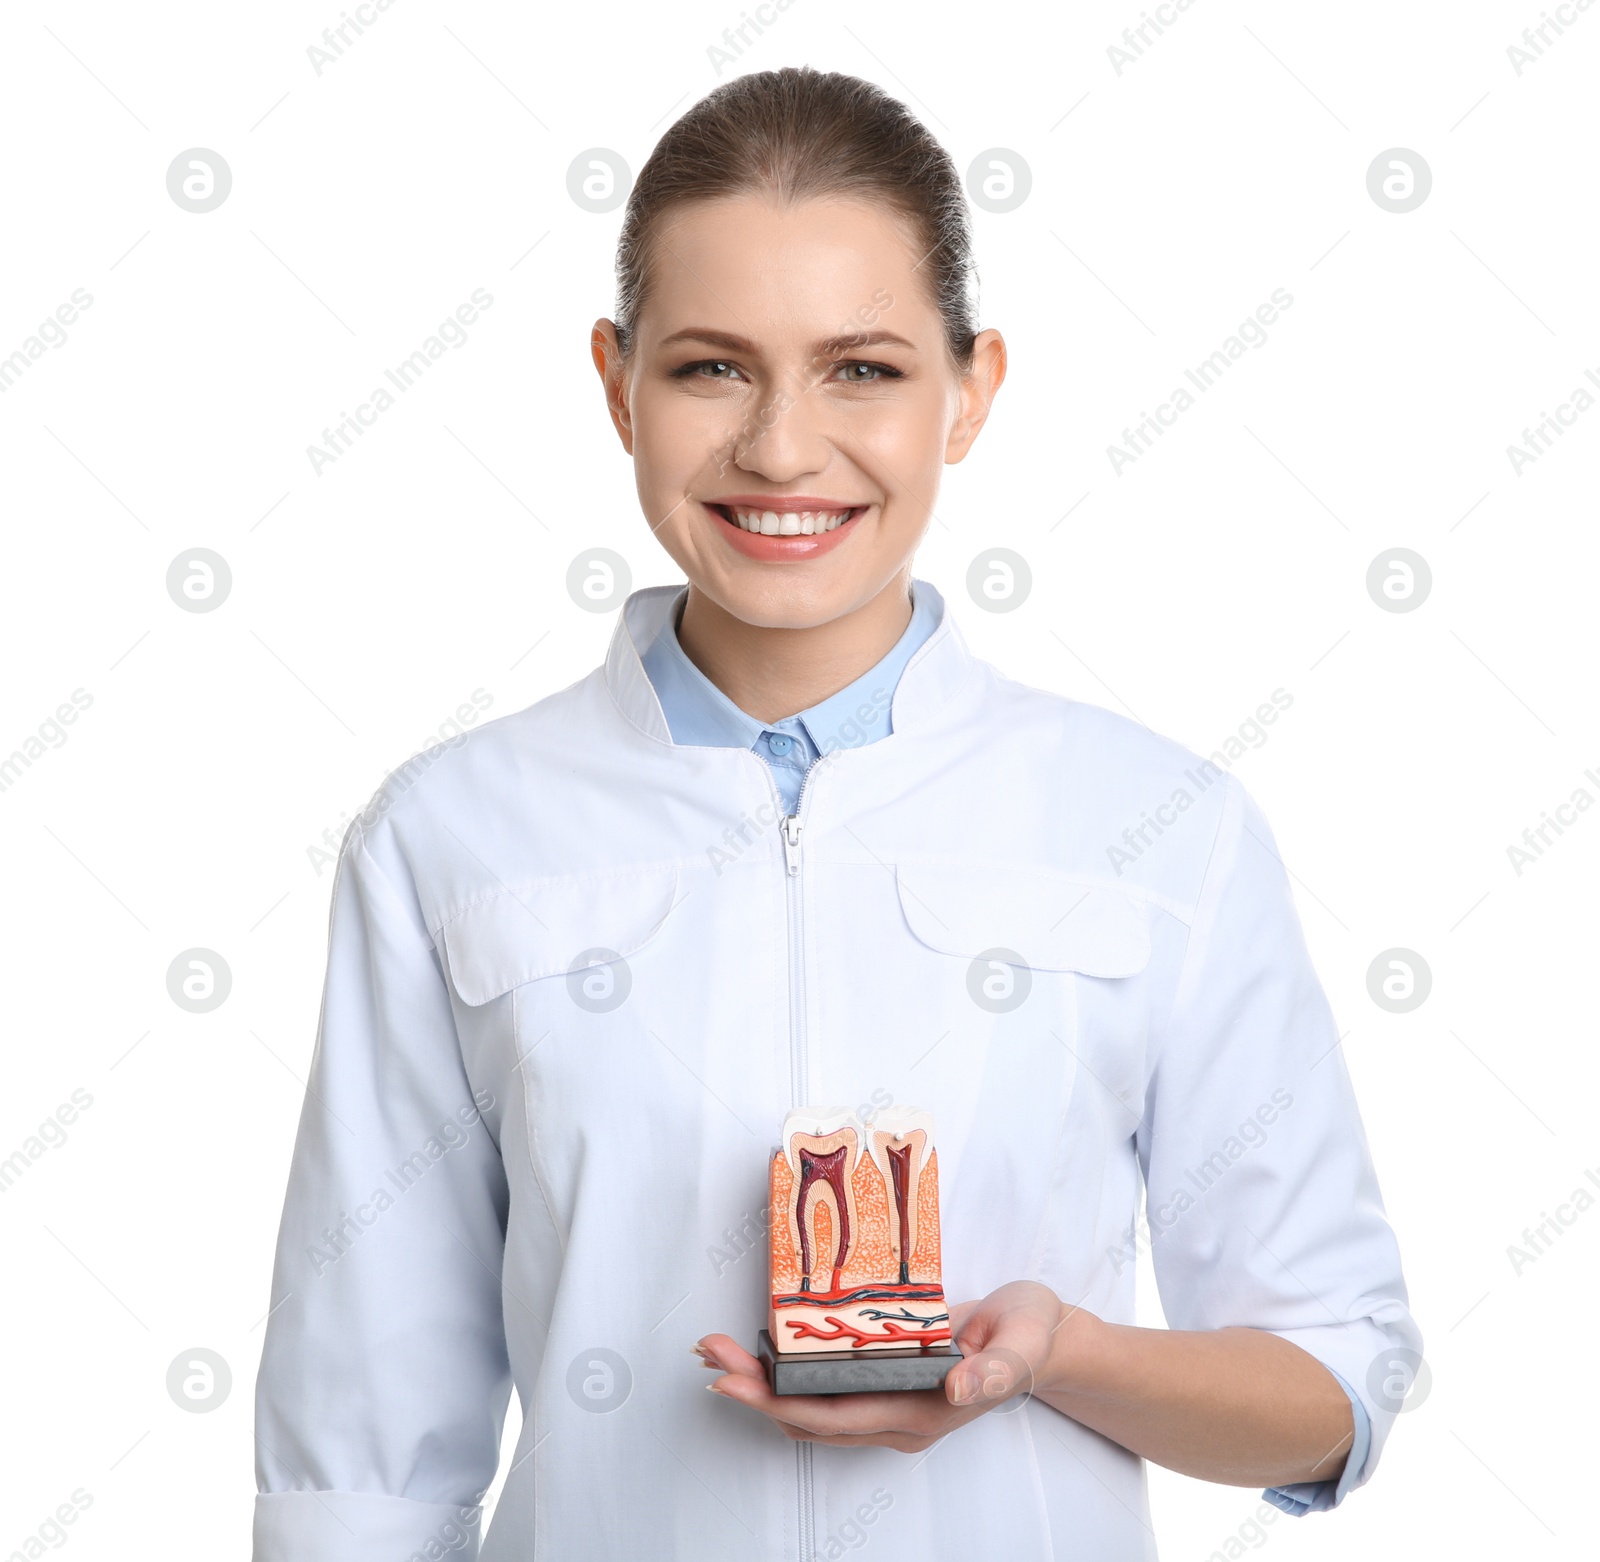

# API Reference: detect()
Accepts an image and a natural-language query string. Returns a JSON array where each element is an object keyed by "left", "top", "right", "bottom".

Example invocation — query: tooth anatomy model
[{"left": 764, "top": 1106, "right": 953, "bottom": 1377}]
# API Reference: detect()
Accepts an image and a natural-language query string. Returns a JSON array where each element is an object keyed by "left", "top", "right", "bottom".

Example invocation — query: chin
[{"left": 710, "top": 571, "right": 864, "bottom": 631}]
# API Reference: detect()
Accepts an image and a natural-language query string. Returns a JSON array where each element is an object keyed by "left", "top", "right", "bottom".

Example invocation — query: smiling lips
[{"left": 705, "top": 497, "right": 867, "bottom": 560}]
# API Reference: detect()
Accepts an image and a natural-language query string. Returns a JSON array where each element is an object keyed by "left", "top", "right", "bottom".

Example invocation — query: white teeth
[{"left": 723, "top": 505, "right": 856, "bottom": 534}]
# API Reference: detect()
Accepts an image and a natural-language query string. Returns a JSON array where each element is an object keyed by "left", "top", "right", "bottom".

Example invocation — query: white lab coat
[{"left": 253, "top": 581, "right": 1420, "bottom": 1560}]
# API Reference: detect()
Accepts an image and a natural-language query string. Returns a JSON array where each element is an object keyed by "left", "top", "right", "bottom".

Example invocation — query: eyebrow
[{"left": 656, "top": 327, "right": 918, "bottom": 357}]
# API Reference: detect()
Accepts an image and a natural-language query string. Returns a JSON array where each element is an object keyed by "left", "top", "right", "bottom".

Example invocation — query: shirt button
[{"left": 766, "top": 733, "right": 793, "bottom": 755}]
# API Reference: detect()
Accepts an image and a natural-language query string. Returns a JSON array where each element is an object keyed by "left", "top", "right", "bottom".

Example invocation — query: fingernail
[{"left": 948, "top": 1374, "right": 973, "bottom": 1405}]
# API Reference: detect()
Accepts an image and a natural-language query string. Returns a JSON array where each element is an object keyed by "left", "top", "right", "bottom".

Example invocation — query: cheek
[
  {"left": 633, "top": 387, "right": 742, "bottom": 491},
  {"left": 849, "top": 391, "right": 950, "bottom": 502}
]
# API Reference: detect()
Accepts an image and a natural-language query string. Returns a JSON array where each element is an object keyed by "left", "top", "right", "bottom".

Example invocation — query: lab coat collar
[{"left": 604, "top": 577, "right": 974, "bottom": 746}]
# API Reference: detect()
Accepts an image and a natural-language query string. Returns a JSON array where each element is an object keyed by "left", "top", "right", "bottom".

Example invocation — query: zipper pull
[{"left": 781, "top": 813, "right": 802, "bottom": 875}]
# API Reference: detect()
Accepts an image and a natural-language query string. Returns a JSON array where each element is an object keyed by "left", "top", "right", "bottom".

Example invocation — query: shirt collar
[
  {"left": 638, "top": 583, "right": 941, "bottom": 754},
  {"left": 605, "top": 577, "right": 969, "bottom": 747}
]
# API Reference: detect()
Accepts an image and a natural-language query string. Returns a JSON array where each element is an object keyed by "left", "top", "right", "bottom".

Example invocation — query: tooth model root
[
  {"left": 768, "top": 1106, "right": 948, "bottom": 1356},
  {"left": 796, "top": 1144, "right": 852, "bottom": 1293}
]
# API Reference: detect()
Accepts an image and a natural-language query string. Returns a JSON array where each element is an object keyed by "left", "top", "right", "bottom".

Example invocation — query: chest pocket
[
  {"left": 883, "top": 862, "right": 1154, "bottom": 1269},
  {"left": 434, "top": 866, "right": 721, "bottom": 1229},
  {"left": 893, "top": 861, "right": 1151, "bottom": 976},
  {"left": 436, "top": 867, "right": 684, "bottom": 1007}
]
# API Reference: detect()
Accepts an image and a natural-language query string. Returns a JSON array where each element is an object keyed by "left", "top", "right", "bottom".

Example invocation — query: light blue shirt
[
  {"left": 640, "top": 580, "right": 941, "bottom": 814},
  {"left": 639, "top": 575, "right": 1372, "bottom": 1515}
]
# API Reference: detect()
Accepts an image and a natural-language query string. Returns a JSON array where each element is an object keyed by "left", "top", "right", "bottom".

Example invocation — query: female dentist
[{"left": 253, "top": 65, "right": 1421, "bottom": 1562}]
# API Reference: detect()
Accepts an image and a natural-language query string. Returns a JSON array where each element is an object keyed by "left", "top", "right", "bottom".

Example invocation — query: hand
[{"left": 696, "top": 1281, "right": 1075, "bottom": 1453}]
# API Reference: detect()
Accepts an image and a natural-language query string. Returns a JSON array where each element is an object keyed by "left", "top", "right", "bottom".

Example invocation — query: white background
[{"left": 1, "top": 1, "right": 1595, "bottom": 1557}]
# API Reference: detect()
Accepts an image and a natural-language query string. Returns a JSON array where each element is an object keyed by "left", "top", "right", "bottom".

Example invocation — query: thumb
[{"left": 945, "top": 1338, "right": 1033, "bottom": 1408}]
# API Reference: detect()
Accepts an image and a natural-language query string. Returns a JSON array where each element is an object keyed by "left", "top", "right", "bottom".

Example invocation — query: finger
[
  {"left": 948, "top": 1281, "right": 1060, "bottom": 1347},
  {"left": 773, "top": 1414, "right": 942, "bottom": 1451},
  {"left": 780, "top": 1427, "right": 938, "bottom": 1452},
  {"left": 716, "top": 1378, "right": 964, "bottom": 1440},
  {"left": 698, "top": 1343, "right": 950, "bottom": 1427},
  {"left": 707, "top": 1378, "right": 974, "bottom": 1451},
  {"left": 949, "top": 1300, "right": 1025, "bottom": 1362},
  {"left": 945, "top": 1341, "right": 1037, "bottom": 1407},
  {"left": 945, "top": 1299, "right": 983, "bottom": 1338},
  {"left": 695, "top": 1332, "right": 766, "bottom": 1380}
]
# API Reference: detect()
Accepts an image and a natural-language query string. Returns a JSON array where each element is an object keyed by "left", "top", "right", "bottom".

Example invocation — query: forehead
[{"left": 643, "top": 192, "right": 936, "bottom": 341}]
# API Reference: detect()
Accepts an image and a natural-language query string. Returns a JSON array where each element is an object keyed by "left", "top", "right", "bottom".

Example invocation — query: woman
[{"left": 253, "top": 66, "right": 1420, "bottom": 1561}]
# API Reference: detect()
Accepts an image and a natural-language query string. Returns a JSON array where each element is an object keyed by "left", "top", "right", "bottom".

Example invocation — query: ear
[
  {"left": 944, "top": 328, "right": 1007, "bottom": 465},
  {"left": 591, "top": 318, "right": 634, "bottom": 454}
]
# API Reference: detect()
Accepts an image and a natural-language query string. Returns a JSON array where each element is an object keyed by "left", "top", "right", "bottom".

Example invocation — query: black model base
[{"left": 757, "top": 1329, "right": 961, "bottom": 1395}]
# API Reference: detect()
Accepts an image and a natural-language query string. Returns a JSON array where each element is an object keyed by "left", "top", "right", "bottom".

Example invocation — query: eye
[
  {"left": 672, "top": 359, "right": 745, "bottom": 381},
  {"left": 832, "top": 361, "right": 903, "bottom": 383}
]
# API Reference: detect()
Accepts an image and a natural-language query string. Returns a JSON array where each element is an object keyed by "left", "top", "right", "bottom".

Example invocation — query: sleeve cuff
[
  {"left": 1262, "top": 1367, "right": 1372, "bottom": 1515},
  {"left": 253, "top": 1490, "right": 483, "bottom": 1561}
]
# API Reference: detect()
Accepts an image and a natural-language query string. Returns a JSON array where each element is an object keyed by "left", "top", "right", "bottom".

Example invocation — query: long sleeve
[
  {"left": 1136, "top": 775, "right": 1421, "bottom": 1510},
  {"left": 253, "top": 817, "right": 512, "bottom": 1560}
]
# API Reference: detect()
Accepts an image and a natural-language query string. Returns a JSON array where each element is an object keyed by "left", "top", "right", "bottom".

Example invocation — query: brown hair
[{"left": 613, "top": 66, "right": 978, "bottom": 373}]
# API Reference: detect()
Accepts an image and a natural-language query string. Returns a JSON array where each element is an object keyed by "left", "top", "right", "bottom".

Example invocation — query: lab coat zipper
[
  {"left": 782, "top": 808, "right": 806, "bottom": 1106},
  {"left": 778, "top": 752, "right": 833, "bottom": 1115},
  {"left": 776, "top": 754, "right": 834, "bottom": 1562}
]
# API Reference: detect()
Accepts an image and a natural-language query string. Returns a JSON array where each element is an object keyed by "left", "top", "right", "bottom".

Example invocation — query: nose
[{"left": 726, "top": 368, "right": 837, "bottom": 484}]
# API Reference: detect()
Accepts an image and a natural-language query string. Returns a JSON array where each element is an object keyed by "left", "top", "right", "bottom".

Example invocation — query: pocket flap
[
  {"left": 894, "top": 863, "right": 1150, "bottom": 976},
  {"left": 437, "top": 868, "right": 682, "bottom": 1005}
]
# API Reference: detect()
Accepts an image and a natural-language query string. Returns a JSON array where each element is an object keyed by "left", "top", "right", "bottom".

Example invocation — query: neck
[{"left": 676, "top": 574, "right": 915, "bottom": 723}]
